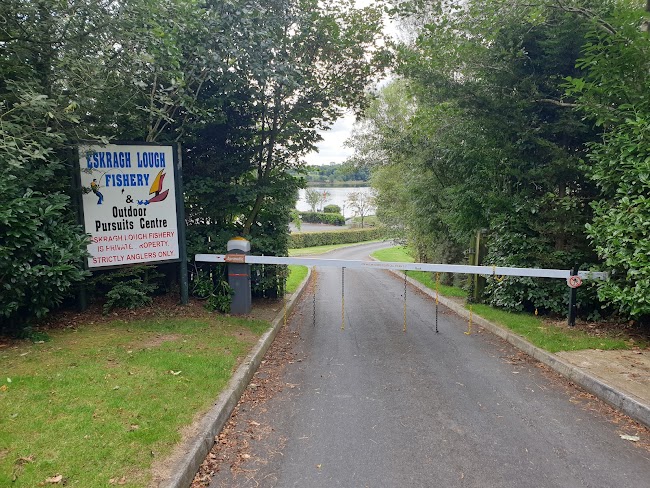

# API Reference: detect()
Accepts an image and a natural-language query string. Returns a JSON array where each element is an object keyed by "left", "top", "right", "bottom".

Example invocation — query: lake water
[{"left": 296, "top": 187, "right": 372, "bottom": 218}]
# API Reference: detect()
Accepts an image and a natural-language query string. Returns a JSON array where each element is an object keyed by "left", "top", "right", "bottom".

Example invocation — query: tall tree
[
  {"left": 238, "top": 0, "right": 391, "bottom": 235},
  {"left": 360, "top": 0, "right": 604, "bottom": 314}
]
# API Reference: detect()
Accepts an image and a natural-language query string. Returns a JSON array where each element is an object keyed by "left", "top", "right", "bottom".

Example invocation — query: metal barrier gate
[
  {"left": 196, "top": 253, "right": 607, "bottom": 281},
  {"left": 195, "top": 251, "right": 608, "bottom": 329}
]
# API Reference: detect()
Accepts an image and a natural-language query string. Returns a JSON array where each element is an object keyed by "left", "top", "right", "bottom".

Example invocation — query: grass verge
[
  {"left": 287, "top": 265, "right": 308, "bottom": 293},
  {"left": 467, "top": 304, "right": 629, "bottom": 353},
  {"left": 371, "top": 246, "right": 465, "bottom": 298},
  {"left": 372, "top": 246, "right": 632, "bottom": 353},
  {"left": 0, "top": 315, "right": 269, "bottom": 487}
]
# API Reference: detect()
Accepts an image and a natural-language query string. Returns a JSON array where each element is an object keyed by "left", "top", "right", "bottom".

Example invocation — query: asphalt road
[{"left": 208, "top": 242, "right": 650, "bottom": 487}]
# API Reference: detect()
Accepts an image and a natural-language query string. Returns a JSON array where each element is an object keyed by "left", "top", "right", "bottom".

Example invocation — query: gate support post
[
  {"left": 470, "top": 229, "right": 487, "bottom": 302},
  {"left": 568, "top": 265, "right": 579, "bottom": 327},
  {"left": 227, "top": 237, "right": 252, "bottom": 315}
]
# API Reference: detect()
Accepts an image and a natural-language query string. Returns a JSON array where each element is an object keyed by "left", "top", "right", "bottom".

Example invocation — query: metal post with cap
[{"left": 227, "top": 237, "right": 252, "bottom": 314}]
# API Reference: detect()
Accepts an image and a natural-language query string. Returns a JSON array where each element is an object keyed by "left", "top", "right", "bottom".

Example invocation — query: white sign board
[{"left": 79, "top": 144, "right": 180, "bottom": 269}]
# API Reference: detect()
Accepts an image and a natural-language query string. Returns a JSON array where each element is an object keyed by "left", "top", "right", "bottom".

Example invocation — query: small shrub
[
  {"left": 103, "top": 279, "right": 154, "bottom": 314},
  {"left": 92, "top": 266, "right": 163, "bottom": 314},
  {"left": 299, "top": 212, "right": 346, "bottom": 225},
  {"left": 191, "top": 269, "right": 234, "bottom": 313},
  {"left": 206, "top": 280, "right": 234, "bottom": 314},
  {"left": 323, "top": 204, "right": 341, "bottom": 214}
]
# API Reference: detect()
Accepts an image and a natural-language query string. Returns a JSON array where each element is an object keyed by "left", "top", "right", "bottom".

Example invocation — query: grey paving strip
[
  {"left": 156, "top": 268, "right": 312, "bottom": 488},
  {"left": 386, "top": 267, "right": 650, "bottom": 430}
]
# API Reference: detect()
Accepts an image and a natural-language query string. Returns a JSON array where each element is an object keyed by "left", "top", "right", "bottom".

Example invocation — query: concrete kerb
[
  {"left": 158, "top": 267, "right": 313, "bottom": 488},
  {"left": 384, "top": 266, "right": 650, "bottom": 430}
]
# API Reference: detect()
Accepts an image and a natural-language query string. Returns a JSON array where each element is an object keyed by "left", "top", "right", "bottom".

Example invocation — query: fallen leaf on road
[
  {"left": 45, "top": 474, "right": 63, "bottom": 483},
  {"left": 620, "top": 434, "right": 640, "bottom": 442},
  {"left": 316, "top": 464, "right": 322, "bottom": 469}
]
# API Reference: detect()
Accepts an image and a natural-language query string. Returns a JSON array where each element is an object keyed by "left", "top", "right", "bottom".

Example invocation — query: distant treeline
[{"left": 305, "top": 163, "right": 369, "bottom": 184}]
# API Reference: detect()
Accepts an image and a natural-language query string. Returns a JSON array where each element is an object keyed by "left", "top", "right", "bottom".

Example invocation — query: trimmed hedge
[
  {"left": 299, "top": 211, "right": 345, "bottom": 225},
  {"left": 323, "top": 204, "right": 341, "bottom": 214},
  {"left": 290, "top": 227, "right": 384, "bottom": 248}
]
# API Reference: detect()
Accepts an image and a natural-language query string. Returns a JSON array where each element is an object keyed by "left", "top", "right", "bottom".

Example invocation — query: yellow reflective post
[
  {"left": 435, "top": 272, "right": 440, "bottom": 333},
  {"left": 284, "top": 291, "right": 287, "bottom": 327},
  {"left": 312, "top": 268, "right": 318, "bottom": 328},
  {"left": 465, "top": 304, "right": 473, "bottom": 335}
]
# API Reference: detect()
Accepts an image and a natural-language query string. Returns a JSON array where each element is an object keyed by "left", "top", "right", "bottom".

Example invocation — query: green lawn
[
  {"left": 372, "top": 246, "right": 632, "bottom": 353},
  {"left": 371, "top": 246, "right": 465, "bottom": 298},
  {"left": 286, "top": 265, "right": 308, "bottom": 293},
  {"left": 467, "top": 304, "right": 629, "bottom": 353},
  {"left": 0, "top": 314, "right": 269, "bottom": 487},
  {"left": 350, "top": 215, "right": 378, "bottom": 227}
]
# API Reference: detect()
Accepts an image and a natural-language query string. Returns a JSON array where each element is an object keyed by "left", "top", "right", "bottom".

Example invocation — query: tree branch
[
  {"left": 548, "top": 0, "right": 617, "bottom": 36},
  {"left": 535, "top": 98, "right": 578, "bottom": 108}
]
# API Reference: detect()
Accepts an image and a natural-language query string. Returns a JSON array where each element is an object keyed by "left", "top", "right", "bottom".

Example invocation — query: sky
[{"left": 304, "top": 114, "right": 357, "bottom": 166}]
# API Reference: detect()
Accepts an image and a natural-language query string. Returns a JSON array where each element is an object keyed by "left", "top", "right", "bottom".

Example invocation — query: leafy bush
[
  {"left": 323, "top": 204, "right": 341, "bottom": 214},
  {"left": 91, "top": 266, "right": 163, "bottom": 314},
  {"left": 191, "top": 268, "right": 233, "bottom": 313},
  {"left": 289, "top": 227, "right": 384, "bottom": 248},
  {"left": 483, "top": 217, "right": 600, "bottom": 317},
  {"left": 564, "top": 8, "right": 650, "bottom": 322},
  {"left": 299, "top": 212, "right": 346, "bottom": 225},
  {"left": 103, "top": 280, "right": 154, "bottom": 314},
  {"left": 0, "top": 183, "right": 89, "bottom": 333},
  {"left": 204, "top": 280, "right": 233, "bottom": 313},
  {"left": 0, "top": 83, "right": 90, "bottom": 334},
  {"left": 585, "top": 117, "right": 650, "bottom": 320}
]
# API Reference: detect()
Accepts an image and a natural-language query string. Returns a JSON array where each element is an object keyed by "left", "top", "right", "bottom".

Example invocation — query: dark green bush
[
  {"left": 289, "top": 227, "right": 384, "bottom": 248},
  {"left": 323, "top": 204, "right": 341, "bottom": 214},
  {"left": 103, "top": 280, "right": 154, "bottom": 314},
  {"left": 0, "top": 183, "right": 89, "bottom": 333},
  {"left": 91, "top": 266, "right": 164, "bottom": 314},
  {"left": 191, "top": 268, "right": 233, "bottom": 313},
  {"left": 206, "top": 281, "right": 234, "bottom": 314},
  {"left": 299, "top": 212, "right": 345, "bottom": 225},
  {"left": 482, "top": 218, "right": 601, "bottom": 317}
]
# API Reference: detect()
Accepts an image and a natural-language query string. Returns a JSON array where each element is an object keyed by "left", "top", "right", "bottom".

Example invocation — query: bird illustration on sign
[{"left": 138, "top": 170, "right": 169, "bottom": 205}]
